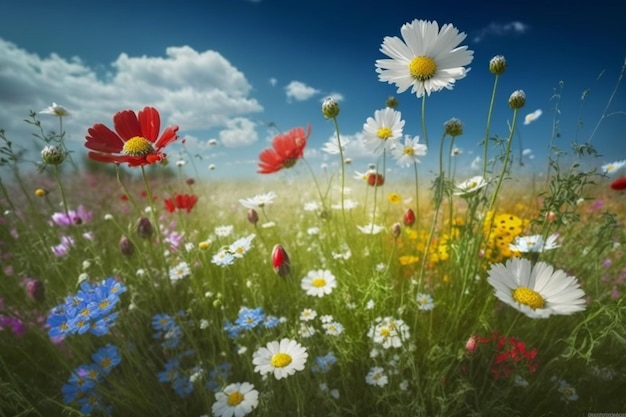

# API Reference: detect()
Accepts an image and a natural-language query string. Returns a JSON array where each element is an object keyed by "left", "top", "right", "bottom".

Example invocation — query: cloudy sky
[{"left": 1, "top": 0, "right": 625, "bottom": 180}]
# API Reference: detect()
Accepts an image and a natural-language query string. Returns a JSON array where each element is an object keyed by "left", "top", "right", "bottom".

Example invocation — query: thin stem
[
  {"left": 487, "top": 109, "right": 520, "bottom": 212},
  {"left": 420, "top": 94, "right": 429, "bottom": 147},
  {"left": 53, "top": 164, "right": 69, "bottom": 216},
  {"left": 588, "top": 55, "right": 626, "bottom": 143},
  {"left": 482, "top": 74, "right": 500, "bottom": 178},
  {"left": 301, "top": 158, "right": 327, "bottom": 213},
  {"left": 331, "top": 117, "right": 346, "bottom": 226},
  {"left": 413, "top": 161, "right": 420, "bottom": 228}
]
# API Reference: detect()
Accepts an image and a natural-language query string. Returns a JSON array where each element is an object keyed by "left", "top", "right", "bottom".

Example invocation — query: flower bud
[
  {"left": 321, "top": 97, "right": 340, "bottom": 119},
  {"left": 26, "top": 278, "right": 45, "bottom": 303},
  {"left": 137, "top": 217, "right": 154, "bottom": 239},
  {"left": 385, "top": 96, "right": 399, "bottom": 109},
  {"left": 35, "top": 188, "right": 49, "bottom": 197},
  {"left": 444, "top": 118, "right": 464, "bottom": 137},
  {"left": 489, "top": 55, "right": 507, "bottom": 75},
  {"left": 391, "top": 222, "right": 402, "bottom": 238},
  {"left": 120, "top": 236, "right": 135, "bottom": 256},
  {"left": 247, "top": 208, "right": 259, "bottom": 225},
  {"left": 41, "top": 145, "right": 65, "bottom": 165},
  {"left": 403, "top": 208, "right": 416, "bottom": 227},
  {"left": 508, "top": 90, "right": 526, "bottom": 110},
  {"left": 465, "top": 335, "right": 479, "bottom": 354},
  {"left": 271, "top": 244, "right": 290, "bottom": 278}
]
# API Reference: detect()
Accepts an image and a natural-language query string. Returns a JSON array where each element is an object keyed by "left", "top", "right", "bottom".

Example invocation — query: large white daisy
[
  {"left": 301, "top": 269, "right": 337, "bottom": 297},
  {"left": 362, "top": 107, "right": 404, "bottom": 155},
  {"left": 376, "top": 19, "right": 474, "bottom": 98},
  {"left": 252, "top": 338, "right": 308, "bottom": 380},
  {"left": 211, "top": 382, "right": 258, "bottom": 417},
  {"left": 486, "top": 258, "right": 586, "bottom": 318}
]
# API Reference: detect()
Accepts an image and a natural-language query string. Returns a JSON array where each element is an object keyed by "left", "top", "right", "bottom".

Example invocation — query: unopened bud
[
  {"left": 489, "top": 55, "right": 507, "bottom": 75},
  {"left": 247, "top": 209, "right": 259, "bottom": 225},
  {"left": 137, "top": 217, "right": 154, "bottom": 239},
  {"left": 120, "top": 236, "right": 135, "bottom": 256},
  {"left": 385, "top": 96, "right": 399, "bottom": 109},
  {"left": 321, "top": 97, "right": 340, "bottom": 119},
  {"left": 41, "top": 145, "right": 65, "bottom": 165},
  {"left": 444, "top": 118, "right": 464, "bottom": 137},
  {"left": 508, "top": 90, "right": 526, "bottom": 110},
  {"left": 26, "top": 278, "right": 45, "bottom": 303},
  {"left": 403, "top": 208, "right": 416, "bottom": 227},
  {"left": 391, "top": 222, "right": 402, "bottom": 238},
  {"left": 271, "top": 244, "right": 291, "bottom": 278}
]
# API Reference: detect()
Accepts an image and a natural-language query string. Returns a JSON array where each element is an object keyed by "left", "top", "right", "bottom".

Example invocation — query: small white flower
[
  {"left": 211, "top": 382, "right": 259, "bottom": 417},
  {"left": 214, "top": 225, "right": 234, "bottom": 237},
  {"left": 368, "top": 316, "right": 410, "bottom": 348},
  {"left": 301, "top": 269, "right": 337, "bottom": 297},
  {"left": 169, "top": 261, "right": 191, "bottom": 281},
  {"left": 509, "top": 233, "right": 561, "bottom": 253},
  {"left": 239, "top": 191, "right": 277, "bottom": 209},
  {"left": 365, "top": 367, "right": 388, "bottom": 387},
  {"left": 322, "top": 321, "right": 344, "bottom": 336},
  {"left": 523, "top": 109, "right": 543, "bottom": 125},
  {"left": 357, "top": 223, "right": 384, "bottom": 235},
  {"left": 416, "top": 293, "right": 434, "bottom": 311},
  {"left": 200, "top": 319, "right": 210, "bottom": 329},
  {"left": 39, "top": 102, "right": 69, "bottom": 117},
  {"left": 300, "top": 308, "right": 318, "bottom": 321},
  {"left": 297, "top": 324, "right": 316, "bottom": 338},
  {"left": 212, "top": 249, "right": 235, "bottom": 267},
  {"left": 454, "top": 176, "right": 488, "bottom": 196},
  {"left": 228, "top": 234, "right": 255, "bottom": 258},
  {"left": 601, "top": 160, "right": 626, "bottom": 176}
]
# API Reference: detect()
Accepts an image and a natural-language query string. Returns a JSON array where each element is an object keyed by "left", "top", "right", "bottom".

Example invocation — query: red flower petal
[
  {"left": 139, "top": 107, "right": 160, "bottom": 142},
  {"left": 113, "top": 109, "right": 142, "bottom": 141},
  {"left": 610, "top": 177, "right": 626, "bottom": 190}
]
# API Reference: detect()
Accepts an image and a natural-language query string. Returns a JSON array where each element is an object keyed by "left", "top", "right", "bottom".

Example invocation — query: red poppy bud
[
  {"left": 403, "top": 208, "right": 416, "bottom": 226},
  {"left": 26, "top": 278, "right": 45, "bottom": 303},
  {"left": 610, "top": 177, "right": 626, "bottom": 190},
  {"left": 186, "top": 178, "right": 195, "bottom": 186},
  {"left": 137, "top": 217, "right": 154, "bottom": 239},
  {"left": 247, "top": 209, "right": 259, "bottom": 225},
  {"left": 367, "top": 172, "right": 384, "bottom": 187},
  {"left": 271, "top": 244, "right": 290, "bottom": 278}
]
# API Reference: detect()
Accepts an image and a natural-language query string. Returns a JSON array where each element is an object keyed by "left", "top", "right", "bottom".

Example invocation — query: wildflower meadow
[{"left": 2, "top": 18, "right": 626, "bottom": 417}]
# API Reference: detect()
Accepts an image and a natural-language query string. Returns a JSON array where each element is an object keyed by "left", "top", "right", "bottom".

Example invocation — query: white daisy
[
  {"left": 239, "top": 191, "right": 277, "bottom": 209},
  {"left": 39, "top": 102, "right": 70, "bottom": 117},
  {"left": 297, "top": 324, "right": 316, "bottom": 338},
  {"left": 252, "top": 338, "right": 308, "bottom": 380},
  {"left": 416, "top": 293, "right": 435, "bottom": 311},
  {"left": 509, "top": 233, "right": 560, "bottom": 253},
  {"left": 301, "top": 269, "right": 338, "bottom": 297},
  {"left": 299, "top": 308, "right": 317, "bottom": 321},
  {"left": 321, "top": 135, "right": 350, "bottom": 155},
  {"left": 601, "top": 160, "right": 626, "bottom": 176},
  {"left": 228, "top": 234, "right": 255, "bottom": 258},
  {"left": 322, "top": 321, "right": 344, "bottom": 336},
  {"left": 357, "top": 223, "right": 384, "bottom": 235},
  {"left": 368, "top": 316, "right": 410, "bottom": 349},
  {"left": 362, "top": 108, "right": 405, "bottom": 155},
  {"left": 211, "top": 382, "right": 259, "bottom": 417},
  {"left": 212, "top": 249, "right": 235, "bottom": 267},
  {"left": 365, "top": 366, "right": 388, "bottom": 387},
  {"left": 453, "top": 175, "right": 488, "bottom": 196},
  {"left": 168, "top": 261, "right": 190, "bottom": 281},
  {"left": 486, "top": 257, "right": 586, "bottom": 318},
  {"left": 376, "top": 19, "right": 474, "bottom": 98},
  {"left": 215, "top": 225, "right": 234, "bottom": 238},
  {"left": 391, "top": 135, "right": 428, "bottom": 167}
]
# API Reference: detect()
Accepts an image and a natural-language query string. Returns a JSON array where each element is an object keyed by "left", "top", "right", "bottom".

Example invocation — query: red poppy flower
[
  {"left": 85, "top": 107, "right": 178, "bottom": 167},
  {"left": 164, "top": 193, "right": 198, "bottom": 213},
  {"left": 611, "top": 177, "right": 626, "bottom": 190},
  {"left": 367, "top": 172, "right": 385, "bottom": 187},
  {"left": 257, "top": 125, "right": 311, "bottom": 174},
  {"left": 403, "top": 208, "right": 416, "bottom": 226}
]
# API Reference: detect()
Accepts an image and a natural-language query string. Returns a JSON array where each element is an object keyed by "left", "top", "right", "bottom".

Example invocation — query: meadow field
[{"left": 1, "top": 19, "right": 626, "bottom": 417}]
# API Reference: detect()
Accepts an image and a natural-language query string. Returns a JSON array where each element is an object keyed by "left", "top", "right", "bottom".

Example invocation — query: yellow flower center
[
  {"left": 271, "top": 352, "right": 293, "bottom": 368},
  {"left": 379, "top": 328, "right": 390, "bottom": 337},
  {"left": 403, "top": 147, "right": 414, "bottom": 155},
  {"left": 312, "top": 278, "right": 326, "bottom": 287},
  {"left": 377, "top": 127, "right": 393, "bottom": 140},
  {"left": 100, "top": 357, "right": 111, "bottom": 369},
  {"left": 468, "top": 181, "right": 477, "bottom": 189},
  {"left": 227, "top": 391, "right": 244, "bottom": 406},
  {"left": 409, "top": 56, "right": 437, "bottom": 81},
  {"left": 512, "top": 287, "right": 545, "bottom": 309},
  {"left": 122, "top": 136, "right": 154, "bottom": 156}
]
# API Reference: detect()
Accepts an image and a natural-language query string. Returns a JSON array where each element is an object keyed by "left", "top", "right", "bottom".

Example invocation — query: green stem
[
  {"left": 301, "top": 158, "right": 327, "bottom": 214},
  {"left": 53, "top": 164, "right": 69, "bottom": 216},
  {"left": 482, "top": 74, "right": 500, "bottom": 178},
  {"left": 413, "top": 161, "right": 420, "bottom": 228},
  {"left": 331, "top": 117, "right": 346, "bottom": 226},
  {"left": 420, "top": 94, "right": 429, "bottom": 148},
  {"left": 487, "top": 108, "right": 520, "bottom": 212}
]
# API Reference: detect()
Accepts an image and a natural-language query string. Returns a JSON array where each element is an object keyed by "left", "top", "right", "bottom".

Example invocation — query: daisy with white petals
[
  {"left": 362, "top": 108, "right": 404, "bottom": 155},
  {"left": 376, "top": 19, "right": 474, "bottom": 98},
  {"left": 391, "top": 135, "right": 428, "bottom": 167},
  {"left": 211, "top": 382, "right": 258, "bottom": 417},
  {"left": 454, "top": 175, "right": 488, "bottom": 196},
  {"left": 252, "top": 338, "right": 308, "bottom": 380},
  {"left": 301, "top": 269, "right": 337, "bottom": 297},
  {"left": 239, "top": 192, "right": 277, "bottom": 209},
  {"left": 601, "top": 160, "right": 626, "bottom": 176},
  {"left": 486, "top": 257, "right": 586, "bottom": 318},
  {"left": 509, "top": 233, "right": 560, "bottom": 253},
  {"left": 368, "top": 316, "right": 410, "bottom": 349}
]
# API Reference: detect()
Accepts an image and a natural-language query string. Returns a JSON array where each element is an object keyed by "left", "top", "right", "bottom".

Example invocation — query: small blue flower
[
  {"left": 235, "top": 306, "right": 266, "bottom": 330},
  {"left": 311, "top": 352, "right": 337, "bottom": 374},
  {"left": 92, "top": 344, "right": 121, "bottom": 374}
]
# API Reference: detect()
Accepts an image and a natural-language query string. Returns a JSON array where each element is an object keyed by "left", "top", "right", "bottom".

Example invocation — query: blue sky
[{"left": 1, "top": 0, "right": 625, "bottom": 181}]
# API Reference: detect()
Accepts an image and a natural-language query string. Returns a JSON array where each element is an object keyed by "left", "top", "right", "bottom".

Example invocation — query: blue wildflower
[
  {"left": 311, "top": 352, "right": 337, "bottom": 374},
  {"left": 235, "top": 306, "right": 266, "bottom": 330}
]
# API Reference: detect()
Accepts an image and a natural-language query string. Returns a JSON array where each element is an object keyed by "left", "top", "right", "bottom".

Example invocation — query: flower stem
[
  {"left": 420, "top": 94, "right": 429, "bottom": 147},
  {"left": 53, "top": 164, "right": 69, "bottom": 216},
  {"left": 487, "top": 109, "right": 520, "bottom": 212},
  {"left": 331, "top": 116, "right": 346, "bottom": 226},
  {"left": 482, "top": 74, "right": 500, "bottom": 178}
]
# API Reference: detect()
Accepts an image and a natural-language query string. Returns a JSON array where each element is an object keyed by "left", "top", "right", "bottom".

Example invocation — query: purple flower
[
  {"left": 51, "top": 205, "right": 93, "bottom": 226},
  {"left": 52, "top": 236, "right": 75, "bottom": 256}
]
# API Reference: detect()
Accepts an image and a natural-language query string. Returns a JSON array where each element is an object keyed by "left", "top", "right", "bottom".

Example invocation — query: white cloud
[
  {"left": 473, "top": 21, "right": 529, "bottom": 43},
  {"left": 523, "top": 109, "right": 543, "bottom": 125},
  {"left": 285, "top": 81, "right": 320, "bottom": 102},
  {"left": 0, "top": 38, "right": 263, "bottom": 160},
  {"left": 218, "top": 117, "right": 258, "bottom": 147},
  {"left": 323, "top": 92, "right": 344, "bottom": 102},
  {"left": 269, "top": 77, "right": 278, "bottom": 87}
]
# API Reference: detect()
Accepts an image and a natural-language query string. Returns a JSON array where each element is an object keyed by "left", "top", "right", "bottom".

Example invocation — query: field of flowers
[{"left": 1, "top": 18, "right": 626, "bottom": 417}]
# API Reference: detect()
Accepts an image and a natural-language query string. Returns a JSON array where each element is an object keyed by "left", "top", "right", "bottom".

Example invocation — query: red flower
[
  {"left": 164, "top": 194, "right": 198, "bottom": 213},
  {"left": 610, "top": 177, "right": 626, "bottom": 190},
  {"left": 257, "top": 125, "right": 311, "bottom": 174},
  {"left": 85, "top": 107, "right": 178, "bottom": 167},
  {"left": 271, "top": 244, "right": 291, "bottom": 278},
  {"left": 367, "top": 172, "right": 385, "bottom": 187},
  {"left": 403, "top": 208, "right": 416, "bottom": 226}
]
